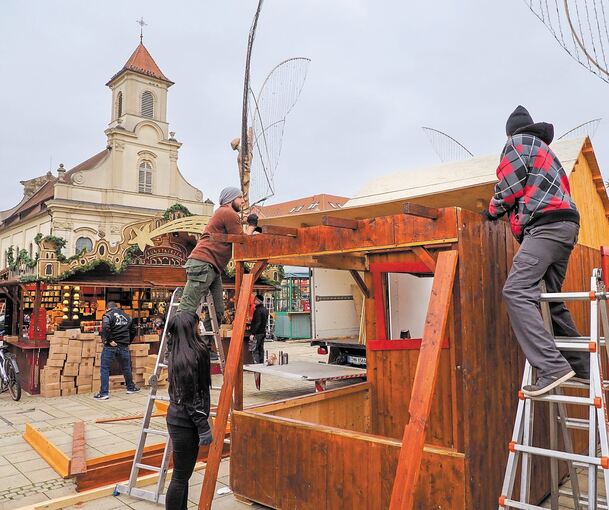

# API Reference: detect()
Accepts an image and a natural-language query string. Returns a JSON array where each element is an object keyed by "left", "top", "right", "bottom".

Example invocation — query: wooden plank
[
  {"left": 95, "top": 412, "right": 165, "bottom": 424},
  {"left": 322, "top": 215, "right": 359, "bottom": 230},
  {"left": 70, "top": 422, "right": 86, "bottom": 476},
  {"left": 260, "top": 225, "right": 298, "bottom": 237},
  {"left": 389, "top": 250, "right": 458, "bottom": 510},
  {"left": 199, "top": 273, "right": 256, "bottom": 510},
  {"left": 402, "top": 203, "right": 438, "bottom": 220},
  {"left": 23, "top": 423, "right": 71, "bottom": 478},
  {"left": 411, "top": 246, "right": 436, "bottom": 272},
  {"left": 314, "top": 254, "right": 367, "bottom": 271},
  {"left": 349, "top": 270, "right": 370, "bottom": 298}
]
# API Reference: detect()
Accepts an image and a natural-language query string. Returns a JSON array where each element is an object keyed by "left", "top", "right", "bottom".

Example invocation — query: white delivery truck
[
  {"left": 310, "top": 268, "right": 366, "bottom": 366},
  {"left": 311, "top": 268, "right": 434, "bottom": 367}
]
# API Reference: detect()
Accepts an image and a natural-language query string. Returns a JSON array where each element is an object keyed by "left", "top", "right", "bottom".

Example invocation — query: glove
[
  {"left": 246, "top": 213, "right": 259, "bottom": 227},
  {"left": 480, "top": 209, "right": 497, "bottom": 221}
]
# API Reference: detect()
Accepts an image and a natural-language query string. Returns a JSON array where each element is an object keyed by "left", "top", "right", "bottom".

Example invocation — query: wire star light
[{"left": 525, "top": 0, "right": 609, "bottom": 84}]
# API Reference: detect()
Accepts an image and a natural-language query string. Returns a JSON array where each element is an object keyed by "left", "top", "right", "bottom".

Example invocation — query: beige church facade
[{"left": 0, "top": 41, "right": 213, "bottom": 274}]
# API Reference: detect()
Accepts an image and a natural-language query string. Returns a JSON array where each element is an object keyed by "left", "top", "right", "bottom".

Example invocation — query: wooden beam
[
  {"left": 402, "top": 202, "right": 438, "bottom": 220},
  {"left": 321, "top": 216, "right": 358, "bottom": 230},
  {"left": 199, "top": 273, "right": 256, "bottom": 510},
  {"left": 250, "top": 260, "right": 269, "bottom": 281},
  {"left": 259, "top": 225, "right": 298, "bottom": 237},
  {"left": 70, "top": 422, "right": 87, "bottom": 476},
  {"left": 23, "top": 423, "right": 71, "bottom": 478},
  {"left": 95, "top": 412, "right": 165, "bottom": 424},
  {"left": 389, "top": 250, "right": 458, "bottom": 510},
  {"left": 349, "top": 270, "right": 370, "bottom": 299},
  {"left": 411, "top": 246, "right": 436, "bottom": 272},
  {"left": 313, "top": 254, "right": 367, "bottom": 271}
]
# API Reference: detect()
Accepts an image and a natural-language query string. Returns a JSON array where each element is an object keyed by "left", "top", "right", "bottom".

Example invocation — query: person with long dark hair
[{"left": 165, "top": 311, "right": 212, "bottom": 510}]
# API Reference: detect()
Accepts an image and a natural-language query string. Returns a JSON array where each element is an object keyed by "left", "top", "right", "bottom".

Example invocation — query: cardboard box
[
  {"left": 62, "top": 387, "right": 77, "bottom": 396},
  {"left": 76, "top": 374, "right": 93, "bottom": 386},
  {"left": 41, "top": 367, "right": 61, "bottom": 380},
  {"left": 49, "top": 345, "right": 69, "bottom": 355},
  {"left": 78, "top": 333, "right": 97, "bottom": 341},
  {"left": 77, "top": 385, "right": 92, "bottom": 394},
  {"left": 52, "top": 331, "right": 69, "bottom": 338},
  {"left": 66, "top": 328, "right": 82, "bottom": 339},
  {"left": 45, "top": 357, "right": 66, "bottom": 368},
  {"left": 63, "top": 363, "right": 79, "bottom": 377},
  {"left": 61, "top": 375, "right": 75, "bottom": 382},
  {"left": 41, "top": 388, "right": 61, "bottom": 398},
  {"left": 81, "top": 342, "right": 96, "bottom": 357},
  {"left": 42, "top": 382, "right": 60, "bottom": 391}
]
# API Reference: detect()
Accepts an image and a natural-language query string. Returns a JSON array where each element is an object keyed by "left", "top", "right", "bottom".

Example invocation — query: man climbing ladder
[{"left": 483, "top": 105, "right": 587, "bottom": 395}]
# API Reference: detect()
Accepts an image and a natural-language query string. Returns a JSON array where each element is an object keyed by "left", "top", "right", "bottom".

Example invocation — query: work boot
[{"left": 522, "top": 368, "right": 575, "bottom": 397}]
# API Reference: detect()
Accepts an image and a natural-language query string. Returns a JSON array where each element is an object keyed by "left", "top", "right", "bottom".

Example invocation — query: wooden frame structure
[{"left": 197, "top": 206, "right": 600, "bottom": 509}]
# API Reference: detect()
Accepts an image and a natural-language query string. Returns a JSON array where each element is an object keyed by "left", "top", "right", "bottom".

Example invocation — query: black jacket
[
  {"left": 101, "top": 307, "right": 136, "bottom": 345},
  {"left": 250, "top": 304, "right": 269, "bottom": 336}
]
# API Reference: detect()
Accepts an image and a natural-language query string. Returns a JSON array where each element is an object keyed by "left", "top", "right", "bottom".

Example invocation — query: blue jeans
[{"left": 99, "top": 344, "right": 136, "bottom": 395}]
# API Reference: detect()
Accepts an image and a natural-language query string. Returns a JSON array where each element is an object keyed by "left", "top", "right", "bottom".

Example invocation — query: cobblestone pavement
[{"left": 0, "top": 340, "right": 342, "bottom": 509}]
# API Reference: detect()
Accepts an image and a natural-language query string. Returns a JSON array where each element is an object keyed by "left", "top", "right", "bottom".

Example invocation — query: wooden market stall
[{"left": 196, "top": 204, "right": 602, "bottom": 510}]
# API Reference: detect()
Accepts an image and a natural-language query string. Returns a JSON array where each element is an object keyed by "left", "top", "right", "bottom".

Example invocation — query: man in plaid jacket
[{"left": 484, "top": 105, "right": 586, "bottom": 397}]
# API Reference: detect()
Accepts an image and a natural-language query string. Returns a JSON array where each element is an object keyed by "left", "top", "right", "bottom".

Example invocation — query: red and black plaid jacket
[{"left": 488, "top": 133, "right": 579, "bottom": 242}]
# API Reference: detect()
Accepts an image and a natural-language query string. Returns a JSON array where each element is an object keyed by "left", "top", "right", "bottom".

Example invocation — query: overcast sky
[{"left": 1, "top": 0, "right": 608, "bottom": 210}]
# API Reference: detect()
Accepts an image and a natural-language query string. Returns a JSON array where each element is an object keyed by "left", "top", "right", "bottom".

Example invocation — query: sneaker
[
  {"left": 126, "top": 387, "right": 140, "bottom": 394},
  {"left": 93, "top": 393, "right": 109, "bottom": 400},
  {"left": 522, "top": 369, "right": 575, "bottom": 397}
]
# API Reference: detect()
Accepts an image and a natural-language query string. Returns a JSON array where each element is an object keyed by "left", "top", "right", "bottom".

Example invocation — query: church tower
[{"left": 105, "top": 41, "right": 174, "bottom": 138}]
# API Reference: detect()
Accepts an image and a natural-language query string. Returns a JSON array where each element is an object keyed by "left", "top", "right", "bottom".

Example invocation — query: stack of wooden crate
[
  {"left": 142, "top": 354, "right": 168, "bottom": 388},
  {"left": 40, "top": 329, "right": 152, "bottom": 397}
]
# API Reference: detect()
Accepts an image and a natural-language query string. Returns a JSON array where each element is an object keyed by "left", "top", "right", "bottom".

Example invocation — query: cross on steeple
[{"left": 136, "top": 17, "right": 147, "bottom": 43}]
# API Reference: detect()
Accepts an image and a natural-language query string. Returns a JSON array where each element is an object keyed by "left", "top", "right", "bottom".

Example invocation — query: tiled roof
[
  {"left": 106, "top": 43, "right": 173, "bottom": 85},
  {"left": 255, "top": 194, "right": 349, "bottom": 218}
]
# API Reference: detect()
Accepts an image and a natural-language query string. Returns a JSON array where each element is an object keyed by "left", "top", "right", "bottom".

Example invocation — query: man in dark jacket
[
  {"left": 94, "top": 302, "right": 139, "bottom": 400},
  {"left": 248, "top": 294, "right": 269, "bottom": 364},
  {"left": 484, "top": 105, "right": 587, "bottom": 397}
]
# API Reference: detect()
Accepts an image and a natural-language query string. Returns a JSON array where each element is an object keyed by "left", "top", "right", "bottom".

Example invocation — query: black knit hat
[
  {"left": 255, "top": 294, "right": 264, "bottom": 302},
  {"left": 506, "top": 105, "right": 534, "bottom": 136}
]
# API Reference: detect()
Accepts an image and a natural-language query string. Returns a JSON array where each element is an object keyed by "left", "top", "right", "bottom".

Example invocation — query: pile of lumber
[{"left": 40, "top": 329, "right": 151, "bottom": 397}]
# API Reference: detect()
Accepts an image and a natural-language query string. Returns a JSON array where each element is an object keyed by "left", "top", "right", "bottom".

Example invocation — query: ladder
[
  {"left": 115, "top": 288, "right": 225, "bottom": 504},
  {"left": 499, "top": 268, "right": 609, "bottom": 509}
]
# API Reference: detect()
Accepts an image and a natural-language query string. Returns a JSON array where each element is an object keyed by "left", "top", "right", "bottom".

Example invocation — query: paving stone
[
  {"left": 0, "top": 492, "right": 49, "bottom": 509},
  {"left": 7, "top": 448, "right": 41, "bottom": 463},
  {"left": 14, "top": 457, "right": 52, "bottom": 473},
  {"left": 3, "top": 473, "right": 32, "bottom": 490},
  {"left": 24, "top": 467, "right": 62, "bottom": 484},
  {"left": 0, "top": 465, "right": 20, "bottom": 478}
]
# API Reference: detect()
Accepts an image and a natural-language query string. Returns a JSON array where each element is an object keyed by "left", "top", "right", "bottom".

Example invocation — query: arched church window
[
  {"left": 139, "top": 161, "right": 153, "bottom": 194},
  {"left": 117, "top": 91, "right": 123, "bottom": 117},
  {"left": 75, "top": 237, "right": 93, "bottom": 254},
  {"left": 141, "top": 91, "right": 154, "bottom": 118}
]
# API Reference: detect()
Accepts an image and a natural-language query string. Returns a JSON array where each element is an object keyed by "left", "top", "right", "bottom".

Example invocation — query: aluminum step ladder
[
  {"left": 499, "top": 269, "right": 609, "bottom": 509},
  {"left": 115, "top": 288, "right": 225, "bottom": 505}
]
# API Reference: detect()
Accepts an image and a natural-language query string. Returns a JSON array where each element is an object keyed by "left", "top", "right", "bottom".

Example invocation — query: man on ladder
[
  {"left": 178, "top": 186, "right": 259, "bottom": 323},
  {"left": 483, "top": 105, "right": 587, "bottom": 396}
]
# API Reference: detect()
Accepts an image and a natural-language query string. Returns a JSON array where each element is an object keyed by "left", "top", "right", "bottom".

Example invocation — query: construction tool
[
  {"left": 115, "top": 289, "right": 225, "bottom": 504},
  {"left": 499, "top": 269, "right": 609, "bottom": 509}
]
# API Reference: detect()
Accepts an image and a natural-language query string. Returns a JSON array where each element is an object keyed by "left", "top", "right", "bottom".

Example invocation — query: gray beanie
[{"left": 219, "top": 186, "right": 242, "bottom": 206}]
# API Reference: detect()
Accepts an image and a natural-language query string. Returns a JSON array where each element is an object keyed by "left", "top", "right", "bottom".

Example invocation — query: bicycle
[{"left": 0, "top": 342, "right": 21, "bottom": 401}]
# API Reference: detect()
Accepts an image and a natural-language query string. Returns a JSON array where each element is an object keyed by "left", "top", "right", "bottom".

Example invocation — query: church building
[{"left": 0, "top": 39, "right": 213, "bottom": 273}]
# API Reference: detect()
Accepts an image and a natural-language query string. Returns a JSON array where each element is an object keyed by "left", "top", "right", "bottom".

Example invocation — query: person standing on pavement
[
  {"left": 249, "top": 294, "right": 269, "bottom": 363},
  {"left": 94, "top": 302, "right": 139, "bottom": 400},
  {"left": 483, "top": 105, "right": 587, "bottom": 397}
]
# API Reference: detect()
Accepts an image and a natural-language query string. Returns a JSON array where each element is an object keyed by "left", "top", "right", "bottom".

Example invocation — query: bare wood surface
[
  {"left": 199, "top": 273, "right": 256, "bottom": 510},
  {"left": 411, "top": 246, "right": 436, "bottom": 272},
  {"left": 94, "top": 412, "right": 165, "bottom": 424},
  {"left": 70, "top": 422, "right": 86, "bottom": 476},
  {"left": 260, "top": 225, "right": 298, "bottom": 237},
  {"left": 322, "top": 216, "right": 359, "bottom": 230},
  {"left": 314, "top": 254, "right": 367, "bottom": 271},
  {"left": 402, "top": 203, "right": 438, "bottom": 220},
  {"left": 349, "top": 269, "right": 370, "bottom": 298},
  {"left": 389, "top": 250, "right": 458, "bottom": 510},
  {"left": 23, "top": 423, "right": 71, "bottom": 478}
]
